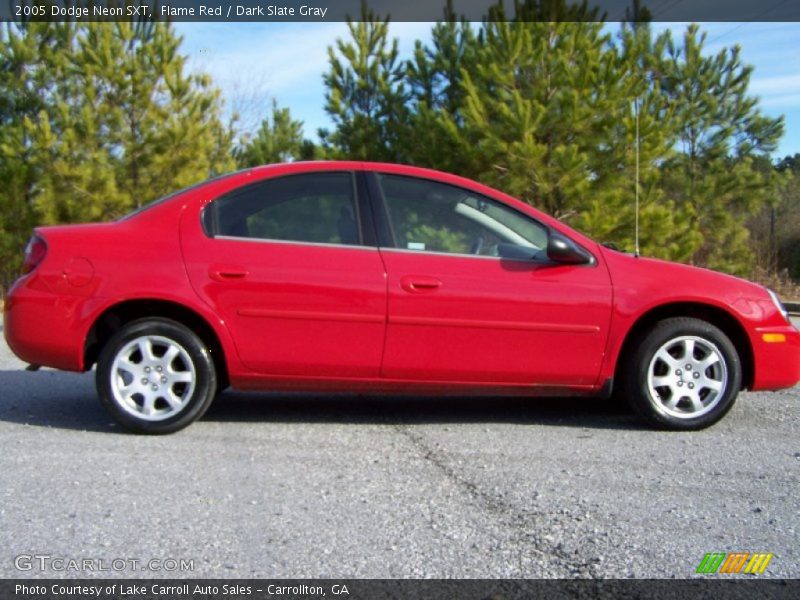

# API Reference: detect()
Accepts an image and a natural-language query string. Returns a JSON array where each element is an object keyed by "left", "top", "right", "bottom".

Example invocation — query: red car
[{"left": 4, "top": 162, "right": 799, "bottom": 433}]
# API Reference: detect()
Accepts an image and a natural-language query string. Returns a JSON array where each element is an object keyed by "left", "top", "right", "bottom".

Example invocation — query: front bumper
[{"left": 750, "top": 323, "right": 800, "bottom": 391}]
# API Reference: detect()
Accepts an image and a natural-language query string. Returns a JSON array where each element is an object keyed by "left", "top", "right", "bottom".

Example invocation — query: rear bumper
[
  {"left": 3, "top": 278, "right": 87, "bottom": 371},
  {"left": 750, "top": 324, "right": 800, "bottom": 391}
]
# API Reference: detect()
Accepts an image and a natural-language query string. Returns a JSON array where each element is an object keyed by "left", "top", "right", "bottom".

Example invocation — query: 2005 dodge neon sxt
[{"left": 4, "top": 162, "right": 800, "bottom": 433}]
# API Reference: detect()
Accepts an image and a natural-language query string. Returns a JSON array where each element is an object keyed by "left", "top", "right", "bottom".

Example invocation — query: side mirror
[{"left": 547, "top": 232, "right": 593, "bottom": 265}]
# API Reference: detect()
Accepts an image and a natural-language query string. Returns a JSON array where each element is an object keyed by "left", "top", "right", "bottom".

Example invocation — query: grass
[{"left": 751, "top": 267, "right": 800, "bottom": 302}]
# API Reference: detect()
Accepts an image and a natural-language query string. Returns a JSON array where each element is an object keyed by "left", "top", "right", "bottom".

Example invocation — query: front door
[{"left": 372, "top": 173, "right": 612, "bottom": 386}]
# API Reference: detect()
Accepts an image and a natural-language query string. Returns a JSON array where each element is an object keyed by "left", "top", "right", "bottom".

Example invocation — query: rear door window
[{"left": 204, "top": 172, "right": 361, "bottom": 246}]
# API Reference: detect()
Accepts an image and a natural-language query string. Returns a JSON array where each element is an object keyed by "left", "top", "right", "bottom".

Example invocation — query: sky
[{"left": 174, "top": 21, "right": 800, "bottom": 159}]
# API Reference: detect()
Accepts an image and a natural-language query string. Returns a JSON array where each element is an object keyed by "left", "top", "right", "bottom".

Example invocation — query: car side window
[
  {"left": 204, "top": 172, "right": 361, "bottom": 246},
  {"left": 377, "top": 174, "right": 548, "bottom": 256}
]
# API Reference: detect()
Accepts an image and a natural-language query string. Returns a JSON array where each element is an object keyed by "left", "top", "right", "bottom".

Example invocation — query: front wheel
[
  {"left": 96, "top": 318, "right": 217, "bottom": 434},
  {"left": 622, "top": 317, "right": 742, "bottom": 430}
]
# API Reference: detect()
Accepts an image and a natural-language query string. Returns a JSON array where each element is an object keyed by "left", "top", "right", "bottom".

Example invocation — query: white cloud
[
  {"left": 178, "top": 23, "right": 348, "bottom": 95},
  {"left": 750, "top": 74, "right": 800, "bottom": 96},
  {"left": 179, "top": 21, "right": 432, "bottom": 96},
  {"left": 176, "top": 22, "right": 434, "bottom": 137}
]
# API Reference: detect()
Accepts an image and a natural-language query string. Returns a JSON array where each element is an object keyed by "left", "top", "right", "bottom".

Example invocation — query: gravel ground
[{"left": 0, "top": 319, "right": 798, "bottom": 579}]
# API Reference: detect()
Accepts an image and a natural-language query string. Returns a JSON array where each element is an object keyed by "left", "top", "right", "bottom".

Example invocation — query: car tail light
[{"left": 21, "top": 234, "right": 47, "bottom": 274}]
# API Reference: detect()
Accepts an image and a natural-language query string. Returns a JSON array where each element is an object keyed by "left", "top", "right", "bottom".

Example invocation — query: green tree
[
  {"left": 576, "top": 17, "right": 699, "bottom": 261},
  {"left": 321, "top": 0, "right": 407, "bottom": 160},
  {"left": 0, "top": 19, "right": 235, "bottom": 292},
  {"left": 658, "top": 25, "right": 783, "bottom": 275},
  {"left": 402, "top": 0, "right": 476, "bottom": 171},
  {"left": 75, "top": 21, "right": 234, "bottom": 210},
  {"left": 406, "top": 0, "right": 475, "bottom": 117},
  {"left": 24, "top": 21, "right": 235, "bottom": 223},
  {"left": 442, "top": 15, "right": 622, "bottom": 218},
  {"left": 389, "top": 2, "right": 783, "bottom": 276},
  {"left": 761, "top": 155, "right": 800, "bottom": 281},
  {"left": 236, "top": 100, "right": 314, "bottom": 167},
  {"left": 0, "top": 22, "right": 77, "bottom": 289}
]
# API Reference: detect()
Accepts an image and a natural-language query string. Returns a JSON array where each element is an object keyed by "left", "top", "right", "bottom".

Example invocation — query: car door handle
[
  {"left": 400, "top": 275, "right": 442, "bottom": 293},
  {"left": 209, "top": 266, "right": 249, "bottom": 281}
]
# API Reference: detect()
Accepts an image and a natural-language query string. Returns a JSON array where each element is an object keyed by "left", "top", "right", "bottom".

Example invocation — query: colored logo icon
[{"left": 696, "top": 552, "right": 774, "bottom": 574}]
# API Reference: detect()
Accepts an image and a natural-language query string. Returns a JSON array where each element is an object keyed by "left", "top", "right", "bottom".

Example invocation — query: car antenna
[{"left": 634, "top": 96, "right": 641, "bottom": 258}]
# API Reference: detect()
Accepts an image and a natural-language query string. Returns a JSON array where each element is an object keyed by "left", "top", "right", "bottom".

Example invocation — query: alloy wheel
[
  {"left": 646, "top": 335, "right": 728, "bottom": 419},
  {"left": 109, "top": 335, "right": 197, "bottom": 421}
]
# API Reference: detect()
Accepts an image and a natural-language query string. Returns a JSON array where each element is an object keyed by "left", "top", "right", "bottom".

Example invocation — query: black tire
[
  {"left": 96, "top": 318, "right": 217, "bottom": 434},
  {"left": 622, "top": 317, "right": 742, "bottom": 430}
]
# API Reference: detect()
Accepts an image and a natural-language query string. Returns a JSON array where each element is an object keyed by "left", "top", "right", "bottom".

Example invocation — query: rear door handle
[
  {"left": 400, "top": 275, "right": 442, "bottom": 293},
  {"left": 209, "top": 265, "right": 249, "bottom": 282}
]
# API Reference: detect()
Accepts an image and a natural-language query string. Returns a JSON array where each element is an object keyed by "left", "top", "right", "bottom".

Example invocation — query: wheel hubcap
[
  {"left": 647, "top": 335, "right": 728, "bottom": 419},
  {"left": 110, "top": 335, "right": 196, "bottom": 422}
]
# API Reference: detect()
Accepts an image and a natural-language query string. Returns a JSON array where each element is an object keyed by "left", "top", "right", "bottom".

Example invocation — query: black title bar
[
  {"left": 4, "top": 0, "right": 800, "bottom": 23},
  {"left": 2, "top": 579, "right": 800, "bottom": 600}
]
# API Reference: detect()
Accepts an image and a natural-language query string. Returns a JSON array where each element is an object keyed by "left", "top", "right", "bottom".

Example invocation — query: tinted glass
[
  {"left": 207, "top": 172, "right": 360, "bottom": 245},
  {"left": 378, "top": 174, "right": 548, "bottom": 256}
]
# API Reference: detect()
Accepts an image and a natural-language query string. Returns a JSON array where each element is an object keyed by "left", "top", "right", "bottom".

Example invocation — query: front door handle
[
  {"left": 209, "top": 265, "right": 249, "bottom": 282},
  {"left": 400, "top": 275, "right": 442, "bottom": 293}
]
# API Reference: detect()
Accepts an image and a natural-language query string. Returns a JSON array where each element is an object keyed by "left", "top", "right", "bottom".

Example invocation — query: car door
[
  {"left": 181, "top": 171, "right": 387, "bottom": 378},
  {"left": 371, "top": 173, "right": 613, "bottom": 387}
]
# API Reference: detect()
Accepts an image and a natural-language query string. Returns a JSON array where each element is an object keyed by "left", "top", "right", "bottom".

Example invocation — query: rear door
[
  {"left": 181, "top": 171, "right": 388, "bottom": 378},
  {"left": 370, "top": 173, "right": 613, "bottom": 386}
]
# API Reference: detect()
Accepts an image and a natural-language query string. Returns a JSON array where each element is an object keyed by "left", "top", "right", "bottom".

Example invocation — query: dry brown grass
[{"left": 750, "top": 267, "right": 800, "bottom": 302}]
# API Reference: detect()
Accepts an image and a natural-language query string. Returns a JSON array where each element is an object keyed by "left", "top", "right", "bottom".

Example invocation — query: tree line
[{"left": 1, "top": 0, "right": 799, "bottom": 295}]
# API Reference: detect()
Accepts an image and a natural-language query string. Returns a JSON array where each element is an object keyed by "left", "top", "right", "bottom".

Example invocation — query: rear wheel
[
  {"left": 96, "top": 318, "right": 217, "bottom": 434},
  {"left": 622, "top": 317, "right": 741, "bottom": 430}
]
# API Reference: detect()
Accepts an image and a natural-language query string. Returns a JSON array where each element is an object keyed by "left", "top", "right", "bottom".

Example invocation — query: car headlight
[{"left": 766, "top": 288, "right": 790, "bottom": 324}]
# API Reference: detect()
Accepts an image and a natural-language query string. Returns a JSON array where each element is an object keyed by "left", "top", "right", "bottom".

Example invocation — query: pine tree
[
  {"left": 0, "top": 22, "right": 77, "bottom": 289},
  {"left": 0, "top": 20, "right": 235, "bottom": 291},
  {"left": 236, "top": 100, "right": 311, "bottom": 167},
  {"left": 406, "top": 0, "right": 475, "bottom": 117},
  {"left": 658, "top": 25, "right": 784, "bottom": 275},
  {"left": 392, "top": 4, "right": 783, "bottom": 276},
  {"left": 321, "top": 0, "right": 407, "bottom": 160},
  {"left": 24, "top": 21, "right": 126, "bottom": 224},
  {"left": 402, "top": 0, "right": 476, "bottom": 171},
  {"left": 443, "top": 13, "right": 621, "bottom": 219},
  {"left": 575, "top": 17, "right": 700, "bottom": 261},
  {"left": 76, "top": 21, "right": 234, "bottom": 210},
  {"left": 775, "top": 156, "right": 800, "bottom": 281},
  {"left": 751, "top": 155, "right": 800, "bottom": 281}
]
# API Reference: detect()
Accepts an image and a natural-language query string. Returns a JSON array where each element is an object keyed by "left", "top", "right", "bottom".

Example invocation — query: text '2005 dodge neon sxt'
[{"left": 4, "top": 162, "right": 799, "bottom": 433}]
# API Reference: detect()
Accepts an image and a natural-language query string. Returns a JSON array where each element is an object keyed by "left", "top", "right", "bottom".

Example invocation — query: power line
[{"left": 707, "top": 0, "right": 792, "bottom": 46}]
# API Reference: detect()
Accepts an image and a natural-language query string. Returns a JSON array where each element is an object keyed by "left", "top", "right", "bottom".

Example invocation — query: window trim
[
  {"left": 213, "top": 235, "right": 378, "bottom": 252},
  {"left": 377, "top": 246, "right": 529, "bottom": 262},
  {"left": 200, "top": 171, "right": 369, "bottom": 248}
]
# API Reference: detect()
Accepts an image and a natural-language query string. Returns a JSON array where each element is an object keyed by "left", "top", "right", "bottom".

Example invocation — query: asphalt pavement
[{"left": 0, "top": 319, "right": 798, "bottom": 579}]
